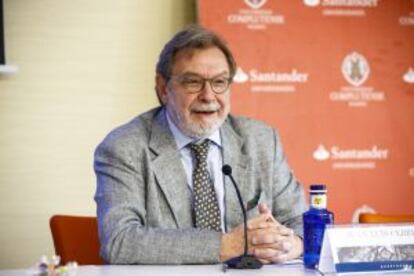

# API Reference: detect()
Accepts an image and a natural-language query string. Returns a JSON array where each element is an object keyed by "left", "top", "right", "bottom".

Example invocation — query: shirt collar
[{"left": 165, "top": 109, "right": 222, "bottom": 150}]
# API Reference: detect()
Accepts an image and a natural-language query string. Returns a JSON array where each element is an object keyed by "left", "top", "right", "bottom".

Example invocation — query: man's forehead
[
  {"left": 174, "top": 47, "right": 199, "bottom": 61},
  {"left": 171, "top": 47, "right": 229, "bottom": 73},
  {"left": 177, "top": 71, "right": 230, "bottom": 79},
  {"left": 174, "top": 46, "right": 224, "bottom": 61}
]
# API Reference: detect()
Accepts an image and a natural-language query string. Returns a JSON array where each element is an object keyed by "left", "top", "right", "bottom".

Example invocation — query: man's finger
[
  {"left": 258, "top": 202, "right": 270, "bottom": 214},
  {"left": 253, "top": 247, "right": 289, "bottom": 261},
  {"left": 269, "top": 253, "right": 289, "bottom": 263},
  {"left": 258, "top": 203, "right": 283, "bottom": 226},
  {"left": 249, "top": 225, "right": 293, "bottom": 241},
  {"left": 247, "top": 213, "right": 274, "bottom": 230},
  {"left": 258, "top": 258, "right": 270, "bottom": 264},
  {"left": 277, "top": 225, "right": 294, "bottom": 237}
]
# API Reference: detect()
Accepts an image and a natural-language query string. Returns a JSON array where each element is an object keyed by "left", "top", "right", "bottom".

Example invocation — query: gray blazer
[{"left": 94, "top": 107, "right": 306, "bottom": 264}]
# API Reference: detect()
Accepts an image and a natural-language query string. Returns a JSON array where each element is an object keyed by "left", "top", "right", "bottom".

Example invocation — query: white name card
[{"left": 319, "top": 223, "right": 414, "bottom": 274}]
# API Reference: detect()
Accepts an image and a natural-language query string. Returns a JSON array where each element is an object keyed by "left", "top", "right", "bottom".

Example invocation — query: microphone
[{"left": 221, "top": 164, "right": 263, "bottom": 269}]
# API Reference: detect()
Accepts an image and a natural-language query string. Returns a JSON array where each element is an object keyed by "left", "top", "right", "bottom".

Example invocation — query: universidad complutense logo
[
  {"left": 244, "top": 0, "right": 267, "bottom": 9},
  {"left": 329, "top": 51, "right": 385, "bottom": 107},
  {"left": 342, "top": 52, "right": 370, "bottom": 87},
  {"left": 226, "top": 0, "right": 284, "bottom": 30},
  {"left": 313, "top": 144, "right": 389, "bottom": 170}
]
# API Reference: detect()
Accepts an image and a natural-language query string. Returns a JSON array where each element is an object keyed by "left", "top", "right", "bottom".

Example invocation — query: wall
[
  {"left": 199, "top": 0, "right": 414, "bottom": 223},
  {"left": 0, "top": 0, "right": 195, "bottom": 269}
]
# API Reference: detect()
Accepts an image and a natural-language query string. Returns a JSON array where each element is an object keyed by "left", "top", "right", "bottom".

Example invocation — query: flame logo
[
  {"left": 403, "top": 67, "right": 414, "bottom": 84},
  {"left": 233, "top": 67, "right": 249, "bottom": 83},
  {"left": 303, "top": 0, "right": 320, "bottom": 7},
  {"left": 313, "top": 144, "right": 330, "bottom": 161}
]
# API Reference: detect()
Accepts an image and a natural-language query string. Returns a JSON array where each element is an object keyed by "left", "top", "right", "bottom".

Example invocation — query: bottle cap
[{"left": 310, "top": 184, "right": 326, "bottom": 191}]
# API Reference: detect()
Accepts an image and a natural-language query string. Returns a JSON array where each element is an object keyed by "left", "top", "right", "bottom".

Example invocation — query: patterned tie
[{"left": 191, "top": 140, "right": 221, "bottom": 232}]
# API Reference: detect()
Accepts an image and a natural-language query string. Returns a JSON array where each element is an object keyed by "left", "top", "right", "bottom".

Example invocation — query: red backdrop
[{"left": 198, "top": 0, "right": 414, "bottom": 223}]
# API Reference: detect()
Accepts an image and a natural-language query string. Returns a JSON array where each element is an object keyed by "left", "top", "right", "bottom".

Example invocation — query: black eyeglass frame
[{"left": 168, "top": 74, "right": 232, "bottom": 94}]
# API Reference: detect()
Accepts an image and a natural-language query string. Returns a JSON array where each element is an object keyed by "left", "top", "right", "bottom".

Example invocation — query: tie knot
[{"left": 191, "top": 140, "right": 210, "bottom": 162}]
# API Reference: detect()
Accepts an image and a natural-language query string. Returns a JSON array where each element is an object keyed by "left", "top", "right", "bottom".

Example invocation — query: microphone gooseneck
[
  {"left": 222, "top": 164, "right": 248, "bottom": 256},
  {"left": 221, "top": 164, "right": 263, "bottom": 269}
]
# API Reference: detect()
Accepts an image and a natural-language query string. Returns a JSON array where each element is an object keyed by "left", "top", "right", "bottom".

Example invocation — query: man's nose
[{"left": 198, "top": 81, "right": 216, "bottom": 101}]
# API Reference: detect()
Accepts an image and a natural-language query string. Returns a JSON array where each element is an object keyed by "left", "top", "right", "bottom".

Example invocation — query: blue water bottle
[{"left": 303, "top": 184, "right": 334, "bottom": 269}]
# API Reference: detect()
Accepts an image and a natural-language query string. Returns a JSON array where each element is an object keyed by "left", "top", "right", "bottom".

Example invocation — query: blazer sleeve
[
  {"left": 93, "top": 135, "right": 222, "bottom": 264},
  {"left": 270, "top": 130, "right": 307, "bottom": 238}
]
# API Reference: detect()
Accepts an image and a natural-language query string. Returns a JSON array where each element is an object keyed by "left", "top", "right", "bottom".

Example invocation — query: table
[
  {"left": 0, "top": 263, "right": 315, "bottom": 276},
  {"left": 1, "top": 264, "right": 413, "bottom": 276}
]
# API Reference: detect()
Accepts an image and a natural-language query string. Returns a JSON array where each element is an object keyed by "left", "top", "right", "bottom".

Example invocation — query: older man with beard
[{"left": 94, "top": 25, "right": 306, "bottom": 265}]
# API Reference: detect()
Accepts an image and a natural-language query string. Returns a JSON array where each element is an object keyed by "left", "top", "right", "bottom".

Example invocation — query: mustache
[{"left": 191, "top": 102, "right": 220, "bottom": 112}]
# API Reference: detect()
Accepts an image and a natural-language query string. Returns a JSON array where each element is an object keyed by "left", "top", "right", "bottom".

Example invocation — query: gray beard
[
  {"left": 178, "top": 116, "right": 225, "bottom": 139},
  {"left": 166, "top": 105, "right": 226, "bottom": 139}
]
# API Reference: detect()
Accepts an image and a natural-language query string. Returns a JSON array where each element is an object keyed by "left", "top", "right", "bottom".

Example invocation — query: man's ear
[{"left": 155, "top": 74, "right": 168, "bottom": 105}]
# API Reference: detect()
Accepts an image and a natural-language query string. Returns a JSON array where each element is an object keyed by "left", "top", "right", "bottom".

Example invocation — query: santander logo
[
  {"left": 313, "top": 144, "right": 389, "bottom": 161},
  {"left": 232, "top": 66, "right": 309, "bottom": 84}
]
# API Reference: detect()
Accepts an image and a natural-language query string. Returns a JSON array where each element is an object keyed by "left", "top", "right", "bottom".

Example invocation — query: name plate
[{"left": 319, "top": 224, "right": 414, "bottom": 274}]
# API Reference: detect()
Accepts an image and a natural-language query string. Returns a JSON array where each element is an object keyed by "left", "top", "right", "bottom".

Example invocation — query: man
[{"left": 94, "top": 25, "right": 306, "bottom": 265}]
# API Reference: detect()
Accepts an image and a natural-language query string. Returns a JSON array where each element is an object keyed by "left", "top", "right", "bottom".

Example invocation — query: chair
[
  {"left": 359, "top": 213, "right": 414, "bottom": 223},
  {"left": 50, "top": 215, "right": 105, "bottom": 265}
]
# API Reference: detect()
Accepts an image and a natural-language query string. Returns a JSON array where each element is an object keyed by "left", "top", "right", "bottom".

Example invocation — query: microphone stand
[{"left": 222, "top": 165, "right": 263, "bottom": 269}]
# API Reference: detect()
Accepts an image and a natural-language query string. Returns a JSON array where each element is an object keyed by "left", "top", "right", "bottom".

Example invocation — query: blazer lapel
[
  {"left": 221, "top": 120, "right": 251, "bottom": 230},
  {"left": 149, "top": 110, "right": 192, "bottom": 228}
]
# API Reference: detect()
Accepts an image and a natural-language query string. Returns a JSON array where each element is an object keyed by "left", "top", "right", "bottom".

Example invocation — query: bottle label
[{"left": 311, "top": 194, "right": 327, "bottom": 209}]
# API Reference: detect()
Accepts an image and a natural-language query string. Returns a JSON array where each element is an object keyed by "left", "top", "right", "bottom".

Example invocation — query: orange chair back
[
  {"left": 359, "top": 213, "right": 414, "bottom": 224},
  {"left": 50, "top": 215, "right": 105, "bottom": 265}
]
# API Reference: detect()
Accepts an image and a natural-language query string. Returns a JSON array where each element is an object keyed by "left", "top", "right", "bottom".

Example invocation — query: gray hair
[{"left": 156, "top": 25, "right": 237, "bottom": 80}]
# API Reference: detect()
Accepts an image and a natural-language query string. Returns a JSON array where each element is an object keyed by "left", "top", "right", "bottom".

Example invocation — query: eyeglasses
[{"left": 169, "top": 74, "right": 232, "bottom": 94}]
